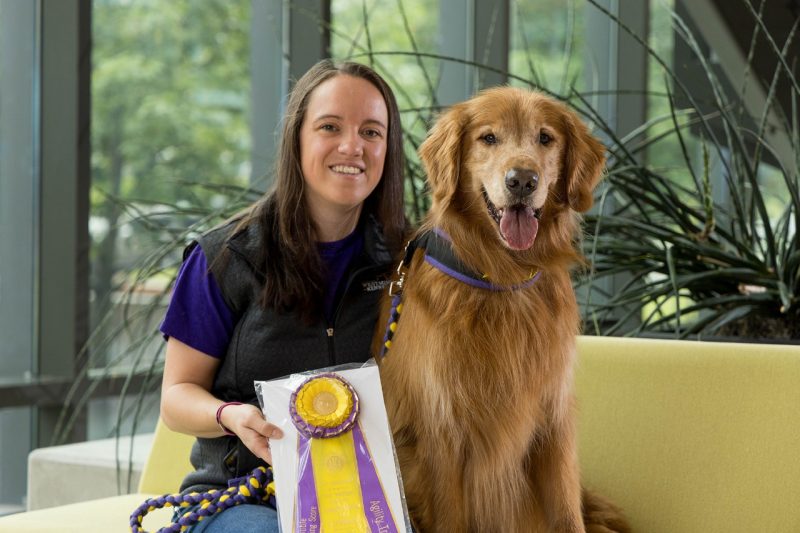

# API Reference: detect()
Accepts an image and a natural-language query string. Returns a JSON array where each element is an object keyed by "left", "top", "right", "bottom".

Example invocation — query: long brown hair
[{"left": 237, "top": 60, "right": 405, "bottom": 322}]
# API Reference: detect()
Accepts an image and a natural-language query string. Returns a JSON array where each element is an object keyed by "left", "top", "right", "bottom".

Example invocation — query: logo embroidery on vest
[{"left": 362, "top": 279, "right": 391, "bottom": 292}]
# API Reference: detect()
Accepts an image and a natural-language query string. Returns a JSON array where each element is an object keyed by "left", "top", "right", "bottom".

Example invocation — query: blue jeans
[{"left": 175, "top": 503, "right": 280, "bottom": 533}]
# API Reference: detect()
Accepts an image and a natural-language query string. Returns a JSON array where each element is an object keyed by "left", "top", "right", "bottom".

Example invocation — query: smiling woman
[
  {"left": 157, "top": 59, "right": 406, "bottom": 532},
  {"left": 299, "top": 74, "right": 390, "bottom": 242}
]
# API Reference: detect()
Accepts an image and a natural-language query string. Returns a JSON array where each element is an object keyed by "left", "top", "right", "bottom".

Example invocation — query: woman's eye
[
  {"left": 539, "top": 132, "right": 552, "bottom": 145},
  {"left": 480, "top": 133, "right": 497, "bottom": 145},
  {"left": 320, "top": 124, "right": 337, "bottom": 132},
  {"left": 363, "top": 129, "right": 381, "bottom": 138}
]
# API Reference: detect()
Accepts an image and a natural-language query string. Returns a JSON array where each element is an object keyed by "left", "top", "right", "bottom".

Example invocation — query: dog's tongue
[{"left": 500, "top": 206, "right": 539, "bottom": 250}]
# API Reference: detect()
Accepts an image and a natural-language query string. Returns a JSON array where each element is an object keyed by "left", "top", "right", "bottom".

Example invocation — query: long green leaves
[{"left": 71, "top": 0, "right": 799, "bottom": 463}]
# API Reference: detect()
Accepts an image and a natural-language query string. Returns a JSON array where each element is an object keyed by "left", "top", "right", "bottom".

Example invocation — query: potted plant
[{"left": 578, "top": 2, "right": 799, "bottom": 340}]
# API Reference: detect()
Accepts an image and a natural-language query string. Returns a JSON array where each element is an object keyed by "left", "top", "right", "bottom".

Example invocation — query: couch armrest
[{"left": 27, "top": 434, "right": 152, "bottom": 510}]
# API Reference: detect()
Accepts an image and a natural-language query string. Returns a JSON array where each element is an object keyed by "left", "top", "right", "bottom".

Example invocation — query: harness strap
[
  {"left": 380, "top": 227, "right": 541, "bottom": 358},
  {"left": 129, "top": 466, "right": 275, "bottom": 533},
  {"left": 416, "top": 228, "right": 539, "bottom": 290}
]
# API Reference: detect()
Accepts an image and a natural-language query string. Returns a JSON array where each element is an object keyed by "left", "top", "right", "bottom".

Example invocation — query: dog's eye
[
  {"left": 480, "top": 133, "right": 497, "bottom": 145},
  {"left": 539, "top": 132, "right": 552, "bottom": 145}
]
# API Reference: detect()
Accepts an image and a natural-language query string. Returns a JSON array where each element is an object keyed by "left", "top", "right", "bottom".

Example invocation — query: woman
[{"left": 159, "top": 60, "right": 406, "bottom": 532}]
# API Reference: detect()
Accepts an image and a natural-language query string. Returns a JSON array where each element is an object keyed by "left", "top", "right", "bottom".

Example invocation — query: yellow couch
[
  {"left": 1, "top": 335, "right": 798, "bottom": 532},
  {"left": 575, "top": 335, "right": 800, "bottom": 533}
]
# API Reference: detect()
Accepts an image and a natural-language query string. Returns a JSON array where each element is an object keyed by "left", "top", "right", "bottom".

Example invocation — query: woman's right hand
[
  {"left": 218, "top": 402, "right": 284, "bottom": 464},
  {"left": 161, "top": 338, "right": 284, "bottom": 464}
]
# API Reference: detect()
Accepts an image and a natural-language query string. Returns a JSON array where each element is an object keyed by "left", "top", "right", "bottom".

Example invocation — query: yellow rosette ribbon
[{"left": 289, "top": 373, "right": 398, "bottom": 533}]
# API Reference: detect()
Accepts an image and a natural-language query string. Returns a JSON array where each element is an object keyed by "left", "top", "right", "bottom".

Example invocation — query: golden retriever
[{"left": 374, "top": 87, "right": 629, "bottom": 533}]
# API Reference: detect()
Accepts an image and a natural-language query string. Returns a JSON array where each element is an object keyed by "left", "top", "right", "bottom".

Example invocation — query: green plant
[{"left": 579, "top": 0, "right": 799, "bottom": 339}]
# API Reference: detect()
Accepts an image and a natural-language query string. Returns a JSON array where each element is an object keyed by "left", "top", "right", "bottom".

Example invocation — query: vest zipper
[
  {"left": 326, "top": 327, "right": 335, "bottom": 366},
  {"left": 324, "top": 263, "right": 381, "bottom": 367}
]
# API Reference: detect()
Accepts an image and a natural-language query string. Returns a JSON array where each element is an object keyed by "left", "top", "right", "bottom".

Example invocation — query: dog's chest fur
[
  {"left": 376, "top": 251, "right": 580, "bottom": 532},
  {"left": 379, "top": 252, "right": 577, "bottom": 454}
]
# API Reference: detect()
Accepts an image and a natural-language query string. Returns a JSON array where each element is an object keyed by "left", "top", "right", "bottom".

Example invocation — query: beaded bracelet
[{"left": 216, "top": 401, "right": 243, "bottom": 436}]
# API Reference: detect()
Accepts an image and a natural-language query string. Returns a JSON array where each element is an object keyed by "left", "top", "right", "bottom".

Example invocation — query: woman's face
[{"left": 299, "top": 74, "right": 389, "bottom": 223}]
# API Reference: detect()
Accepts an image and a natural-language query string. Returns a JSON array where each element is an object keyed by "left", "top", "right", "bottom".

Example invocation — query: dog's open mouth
[{"left": 484, "top": 190, "right": 541, "bottom": 251}]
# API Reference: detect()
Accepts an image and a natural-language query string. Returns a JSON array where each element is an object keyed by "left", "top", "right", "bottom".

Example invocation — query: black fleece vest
[{"left": 180, "top": 215, "right": 394, "bottom": 493}]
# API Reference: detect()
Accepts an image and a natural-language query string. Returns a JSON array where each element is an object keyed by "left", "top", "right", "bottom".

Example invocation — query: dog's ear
[
  {"left": 419, "top": 104, "right": 466, "bottom": 211},
  {"left": 561, "top": 110, "right": 606, "bottom": 212}
]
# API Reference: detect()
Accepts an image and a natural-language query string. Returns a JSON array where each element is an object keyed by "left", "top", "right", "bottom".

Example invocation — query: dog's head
[{"left": 419, "top": 87, "right": 605, "bottom": 255}]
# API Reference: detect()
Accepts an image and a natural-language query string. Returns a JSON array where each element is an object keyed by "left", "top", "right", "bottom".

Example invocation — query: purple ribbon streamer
[
  {"left": 295, "top": 436, "right": 321, "bottom": 532},
  {"left": 353, "top": 422, "right": 398, "bottom": 533},
  {"left": 294, "top": 423, "right": 398, "bottom": 533}
]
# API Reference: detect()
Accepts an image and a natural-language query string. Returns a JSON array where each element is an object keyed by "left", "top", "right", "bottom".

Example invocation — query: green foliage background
[
  {"left": 89, "top": 0, "right": 595, "bottom": 337},
  {"left": 91, "top": 0, "right": 252, "bottom": 321},
  {"left": 75, "top": 0, "right": 798, "bottom": 447}
]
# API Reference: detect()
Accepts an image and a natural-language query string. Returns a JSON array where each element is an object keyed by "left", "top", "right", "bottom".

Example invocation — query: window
[
  {"left": 510, "top": 0, "right": 585, "bottom": 93},
  {"left": 0, "top": 0, "right": 37, "bottom": 511},
  {"left": 331, "top": 0, "right": 439, "bottom": 220},
  {"left": 87, "top": 0, "right": 253, "bottom": 438}
]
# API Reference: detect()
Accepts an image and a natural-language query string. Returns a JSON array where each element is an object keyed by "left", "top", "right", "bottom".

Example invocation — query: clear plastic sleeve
[{"left": 255, "top": 360, "right": 412, "bottom": 533}]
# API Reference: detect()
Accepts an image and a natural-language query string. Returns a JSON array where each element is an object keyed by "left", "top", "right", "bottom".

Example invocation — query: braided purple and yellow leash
[{"left": 129, "top": 466, "right": 275, "bottom": 533}]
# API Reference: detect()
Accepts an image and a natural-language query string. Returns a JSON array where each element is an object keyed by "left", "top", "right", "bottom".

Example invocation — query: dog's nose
[{"left": 505, "top": 168, "right": 538, "bottom": 197}]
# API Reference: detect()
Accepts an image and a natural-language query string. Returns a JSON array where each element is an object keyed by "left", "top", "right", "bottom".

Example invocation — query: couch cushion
[
  {"left": 0, "top": 493, "right": 170, "bottom": 532},
  {"left": 576, "top": 335, "right": 800, "bottom": 533}
]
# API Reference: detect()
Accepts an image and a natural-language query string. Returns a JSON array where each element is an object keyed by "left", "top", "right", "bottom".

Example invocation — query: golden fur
[{"left": 374, "top": 87, "right": 629, "bottom": 533}]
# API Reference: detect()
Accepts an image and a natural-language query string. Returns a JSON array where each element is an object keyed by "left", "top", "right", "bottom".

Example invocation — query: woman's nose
[{"left": 338, "top": 131, "right": 363, "bottom": 156}]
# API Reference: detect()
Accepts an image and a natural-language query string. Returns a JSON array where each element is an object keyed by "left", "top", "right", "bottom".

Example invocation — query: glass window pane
[
  {"left": 0, "top": 0, "right": 37, "bottom": 511},
  {"left": 648, "top": 0, "right": 792, "bottom": 219},
  {"left": 510, "top": 0, "right": 585, "bottom": 93},
  {"left": 331, "top": 0, "right": 439, "bottom": 111},
  {"left": 0, "top": 0, "right": 36, "bottom": 379},
  {"left": 331, "top": 0, "right": 439, "bottom": 221},
  {"left": 89, "top": 0, "right": 252, "bottom": 433},
  {"left": 88, "top": 394, "right": 159, "bottom": 441},
  {"left": 0, "top": 409, "right": 31, "bottom": 511},
  {"left": 647, "top": 0, "right": 691, "bottom": 187}
]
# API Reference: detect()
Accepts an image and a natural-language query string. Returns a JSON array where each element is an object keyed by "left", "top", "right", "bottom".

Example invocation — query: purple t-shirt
[
  {"left": 160, "top": 244, "right": 235, "bottom": 358},
  {"left": 318, "top": 228, "right": 364, "bottom": 322},
  {"left": 160, "top": 229, "right": 364, "bottom": 358}
]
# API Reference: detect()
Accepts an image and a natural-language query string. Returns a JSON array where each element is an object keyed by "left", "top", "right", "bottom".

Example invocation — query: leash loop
[
  {"left": 129, "top": 466, "right": 275, "bottom": 533},
  {"left": 388, "top": 264, "right": 406, "bottom": 297}
]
